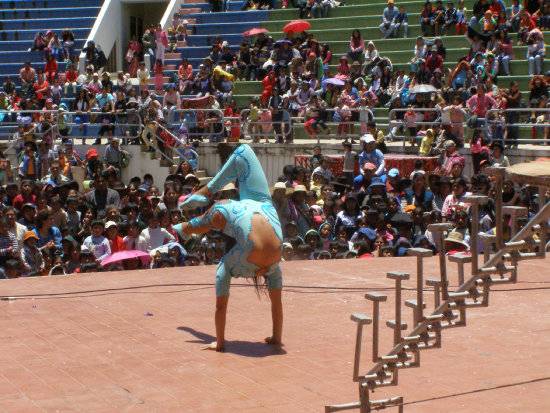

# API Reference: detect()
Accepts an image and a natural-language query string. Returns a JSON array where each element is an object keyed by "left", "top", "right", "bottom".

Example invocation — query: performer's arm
[{"left": 181, "top": 205, "right": 226, "bottom": 235}]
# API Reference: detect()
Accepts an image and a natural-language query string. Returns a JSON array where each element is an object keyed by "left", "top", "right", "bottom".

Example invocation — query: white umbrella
[{"left": 409, "top": 84, "right": 437, "bottom": 94}]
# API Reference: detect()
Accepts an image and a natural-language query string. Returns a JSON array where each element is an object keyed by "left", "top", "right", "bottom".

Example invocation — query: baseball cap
[
  {"left": 360, "top": 134, "right": 375, "bottom": 144},
  {"left": 105, "top": 221, "right": 118, "bottom": 229},
  {"left": 388, "top": 168, "right": 400, "bottom": 178}
]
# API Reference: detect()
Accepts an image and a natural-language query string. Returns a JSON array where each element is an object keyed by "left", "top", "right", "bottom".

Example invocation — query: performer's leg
[
  {"left": 207, "top": 144, "right": 271, "bottom": 203},
  {"left": 265, "top": 266, "right": 283, "bottom": 345},
  {"left": 203, "top": 259, "right": 232, "bottom": 351},
  {"left": 180, "top": 144, "right": 271, "bottom": 210}
]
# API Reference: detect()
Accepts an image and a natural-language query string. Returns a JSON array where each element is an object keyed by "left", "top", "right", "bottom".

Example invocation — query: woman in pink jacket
[{"left": 155, "top": 23, "right": 169, "bottom": 64}]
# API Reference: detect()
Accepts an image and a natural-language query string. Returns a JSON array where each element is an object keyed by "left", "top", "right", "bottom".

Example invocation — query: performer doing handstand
[{"left": 179, "top": 144, "right": 283, "bottom": 351}]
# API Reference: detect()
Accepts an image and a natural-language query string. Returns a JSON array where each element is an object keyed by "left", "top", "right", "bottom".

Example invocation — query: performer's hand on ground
[{"left": 201, "top": 342, "right": 225, "bottom": 352}]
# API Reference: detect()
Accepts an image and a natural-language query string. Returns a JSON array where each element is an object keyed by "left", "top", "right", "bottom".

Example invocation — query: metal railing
[
  {"left": 239, "top": 109, "right": 293, "bottom": 142},
  {"left": 0, "top": 109, "right": 143, "bottom": 142},
  {"left": 167, "top": 108, "right": 225, "bottom": 142},
  {"left": 485, "top": 108, "right": 550, "bottom": 144},
  {"left": 388, "top": 107, "right": 469, "bottom": 147},
  {"left": 3, "top": 106, "right": 550, "bottom": 147}
]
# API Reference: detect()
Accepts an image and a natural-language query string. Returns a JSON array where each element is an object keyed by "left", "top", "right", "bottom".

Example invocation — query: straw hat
[
  {"left": 293, "top": 185, "right": 308, "bottom": 194},
  {"left": 444, "top": 231, "right": 470, "bottom": 249},
  {"left": 270, "top": 181, "right": 294, "bottom": 195}
]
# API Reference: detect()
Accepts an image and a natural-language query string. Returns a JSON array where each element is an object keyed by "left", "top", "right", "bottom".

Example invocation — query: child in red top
[
  {"left": 64, "top": 63, "right": 78, "bottom": 95},
  {"left": 154, "top": 59, "right": 164, "bottom": 92},
  {"left": 261, "top": 71, "right": 277, "bottom": 104},
  {"left": 105, "top": 222, "right": 124, "bottom": 253},
  {"left": 45, "top": 54, "right": 58, "bottom": 84}
]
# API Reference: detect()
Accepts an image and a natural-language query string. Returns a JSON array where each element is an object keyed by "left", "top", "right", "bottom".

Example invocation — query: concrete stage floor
[{"left": 1, "top": 257, "right": 549, "bottom": 413}]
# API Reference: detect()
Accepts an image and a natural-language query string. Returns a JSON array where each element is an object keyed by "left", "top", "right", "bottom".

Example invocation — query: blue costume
[{"left": 182, "top": 144, "right": 283, "bottom": 296}]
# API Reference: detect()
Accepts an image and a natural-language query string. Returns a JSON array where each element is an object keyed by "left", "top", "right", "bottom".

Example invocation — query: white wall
[
  {"left": 81, "top": 0, "right": 169, "bottom": 74},
  {"left": 71, "top": 145, "right": 172, "bottom": 185}
]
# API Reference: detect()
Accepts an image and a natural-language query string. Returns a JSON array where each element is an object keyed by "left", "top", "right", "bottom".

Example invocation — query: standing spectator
[
  {"left": 380, "top": 1, "right": 398, "bottom": 38},
  {"left": 82, "top": 220, "right": 111, "bottom": 262},
  {"left": 0, "top": 217, "right": 18, "bottom": 277},
  {"left": 86, "top": 172, "right": 120, "bottom": 218},
  {"left": 467, "top": 84, "right": 498, "bottom": 130},
  {"left": 141, "top": 211, "right": 175, "bottom": 252},
  {"left": 20, "top": 231, "right": 44, "bottom": 276},
  {"left": 154, "top": 59, "right": 165, "bottom": 92},
  {"left": 354, "top": 134, "right": 386, "bottom": 190},
  {"left": 142, "top": 25, "right": 157, "bottom": 61},
  {"left": 126, "top": 35, "right": 142, "bottom": 77},
  {"left": 33, "top": 209, "right": 62, "bottom": 251},
  {"left": 137, "top": 62, "right": 150, "bottom": 92}
]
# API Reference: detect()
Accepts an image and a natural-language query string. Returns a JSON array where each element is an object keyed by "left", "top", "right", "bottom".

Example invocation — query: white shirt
[{"left": 141, "top": 227, "right": 175, "bottom": 252}]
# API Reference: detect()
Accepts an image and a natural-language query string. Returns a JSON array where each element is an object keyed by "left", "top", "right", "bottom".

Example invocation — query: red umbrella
[
  {"left": 283, "top": 20, "right": 311, "bottom": 33},
  {"left": 242, "top": 27, "right": 269, "bottom": 37}
]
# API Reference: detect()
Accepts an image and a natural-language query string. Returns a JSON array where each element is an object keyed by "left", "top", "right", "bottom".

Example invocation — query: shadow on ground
[{"left": 178, "top": 326, "right": 287, "bottom": 357}]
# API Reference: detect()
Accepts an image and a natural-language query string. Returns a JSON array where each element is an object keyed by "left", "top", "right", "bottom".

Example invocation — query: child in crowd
[{"left": 82, "top": 220, "right": 111, "bottom": 262}]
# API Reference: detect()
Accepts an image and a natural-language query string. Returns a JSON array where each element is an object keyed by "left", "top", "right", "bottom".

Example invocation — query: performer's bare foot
[
  {"left": 264, "top": 336, "right": 282, "bottom": 346},
  {"left": 202, "top": 342, "right": 225, "bottom": 352}
]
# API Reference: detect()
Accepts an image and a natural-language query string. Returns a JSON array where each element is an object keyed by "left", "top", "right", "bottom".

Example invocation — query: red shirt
[
  {"left": 66, "top": 69, "right": 78, "bottom": 82},
  {"left": 33, "top": 80, "right": 50, "bottom": 100},
  {"left": 13, "top": 193, "right": 36, "bottom": 211},
  {"left": 109, "top": 236, "right": 125, "bottom": 253}
]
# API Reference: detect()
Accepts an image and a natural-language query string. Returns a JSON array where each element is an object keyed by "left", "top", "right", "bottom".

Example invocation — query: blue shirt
[
  {"left": 358, "top": 149, "right": 385, "bottom": 177},
  {"left": 393, "top": 12, "right": 408, "bottom": 23},
  {"left": 33, "top": 226, "right": 62, "bottom": 249},
  {"left": 96, "top": 92, "right": 114, "bottom": 110},
  {"left": 383, "top": 6, "right": 398, "bottom": 23}
]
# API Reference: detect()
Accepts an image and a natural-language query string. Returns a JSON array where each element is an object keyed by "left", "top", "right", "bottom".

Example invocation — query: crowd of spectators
[
  {"left": 0, "top": 128, "right": 535, "bottom": 278},
  {"left": 271, "top": 135, "right": 539, "bottom": 262},
  {"left": 0, "top": 1, "right": 548, "bottom": 277},
  {"left": 0, "top": 136, "right": 214, "bottom": 278}
]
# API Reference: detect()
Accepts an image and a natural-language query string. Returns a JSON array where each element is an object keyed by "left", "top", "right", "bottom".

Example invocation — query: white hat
[
  {"left": 222, "top": 41, "right": 229, "bottom": 48},
  {"left": 270, "top": 181, "right": 294, "bottom": 195},
  {"left": 105, "top": 221, "right": 118, "bottom": 229},
  {"left": 360, "top": 134, "right": 375, "bottom": 144},
  {"left": 221, "top": 182, "right": 237, "bottom": 191}
]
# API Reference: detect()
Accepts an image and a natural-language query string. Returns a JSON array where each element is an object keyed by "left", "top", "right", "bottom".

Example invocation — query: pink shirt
[{"left": 467, "top": 93, "right": 498, "bottom": 117}]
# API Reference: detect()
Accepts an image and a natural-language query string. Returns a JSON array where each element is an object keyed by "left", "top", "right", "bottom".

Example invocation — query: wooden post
[{"left": 365, "top": 292, "right": 387, "bottom": 363}]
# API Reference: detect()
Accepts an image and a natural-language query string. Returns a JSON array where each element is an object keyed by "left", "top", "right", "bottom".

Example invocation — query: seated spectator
[
  {"left": 393, "top": 5, "right": 409, "bottom": 37},
  {"left": 380, "top": 1, "right": 398, "bottom": 38},
  {"left": 421, "top": 1, "right": 436, "bottom": 36},
  {"left": 348, "top": 29, "right": 365, "bottom": 62},
  {"left": 526, "top": 29, "right": 545, "bottom": 75}
]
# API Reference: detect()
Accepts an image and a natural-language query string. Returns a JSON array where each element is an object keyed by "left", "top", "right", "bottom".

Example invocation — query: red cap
[
  {"left": 86, "top": 149, "right": 98, "bottom": 159},
  {"left": 363, "top": 162, "right": 376, "bottom": 171}
]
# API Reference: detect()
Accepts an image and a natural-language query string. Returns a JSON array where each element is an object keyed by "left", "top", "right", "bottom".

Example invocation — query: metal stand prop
[{"left": 326, "top": 163, "right": 550, "bottom": 412}]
